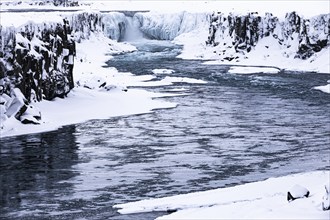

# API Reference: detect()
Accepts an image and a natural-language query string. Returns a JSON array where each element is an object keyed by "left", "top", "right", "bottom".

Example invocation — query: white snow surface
[
  {"left": 177, "top": 29, "right": 330, "bottom": 74},
  {"left": 200, "top": 37, "right": 330, "bottom": 74},
  {"left": 289, "top": 184, "right": 310, "bottom": 199},
  {"left": 0, "top": 11, "right": 66, "bottom": 27},
  {"left": 228, "top": 66, "right": 280, "bottom": 74},
  {"left": 314, "top": 84, "right": 330, "bottom": 94},
  {"left": 114, "top": 171, "right": 330, "bottom": 219},
  {"left": 2, "top": 1, "right": 329, "bottom": 18}
]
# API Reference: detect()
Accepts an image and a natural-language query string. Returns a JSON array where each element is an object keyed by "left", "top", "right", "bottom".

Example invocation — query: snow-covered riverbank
[
  {"left": 171, "top": 12, "right": 330, "bottom": 74},
  {"left": 114, "top": 171, "right": 330, "bottom": 219},
  {"left": 0, "top": 32, "right": 208, "bottom": 138},
  {"left": 175, "top": 32, "right": 330, "bottom": 74}
]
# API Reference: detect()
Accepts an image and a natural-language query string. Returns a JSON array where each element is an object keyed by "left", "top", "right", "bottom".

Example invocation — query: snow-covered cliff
[
  {"left": 205, "top": 11, "right": 329, "bottom": 61},
  {"left": 0, "top": 17, "right": 76, "bottom": 126},
  {"left": 0, "top": 11, "right": 130, "bottom": 127},
  {"left": 128, "top": 11, "right": 329, "bottom": 73}
]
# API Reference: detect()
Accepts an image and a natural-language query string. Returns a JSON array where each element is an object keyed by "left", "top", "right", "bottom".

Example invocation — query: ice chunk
[{"left": 152, "top": 69, "right": 175, "bottom": 74}]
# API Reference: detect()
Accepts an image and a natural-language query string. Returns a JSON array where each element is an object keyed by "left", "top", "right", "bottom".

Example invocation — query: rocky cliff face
[
  {"left": 205, "top": 11, "right": 329, "bottom": 61},
  {"left": 0, "top": 18, "right": 76, "bottom": 125}
]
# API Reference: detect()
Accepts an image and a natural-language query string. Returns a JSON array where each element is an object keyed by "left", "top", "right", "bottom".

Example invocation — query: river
[{"left": 1, "top": 39, "right": 329, "bottom": 219}]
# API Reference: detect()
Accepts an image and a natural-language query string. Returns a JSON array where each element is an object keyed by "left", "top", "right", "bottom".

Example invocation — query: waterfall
[{"left": 123, "top": 16, "right": 144, "bottom": 42}]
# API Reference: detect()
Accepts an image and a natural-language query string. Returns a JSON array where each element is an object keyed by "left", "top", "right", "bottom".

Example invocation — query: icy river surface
[{"left": 1, "top": 40, "right": 329, "bottom": 219}]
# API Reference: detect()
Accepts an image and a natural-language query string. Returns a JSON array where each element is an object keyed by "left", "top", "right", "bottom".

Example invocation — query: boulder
[
  {"left": 18, "top": 104, "right": 42, "bottom": 125},
  {"left": 5, "top": 88, "right": 27, "bottom": 118},
  {"left": 287, "top": 184, "right": 310, "bottom": 202},
  {"left": 20, "top": 114, "right": 40, "bottom": 125}
]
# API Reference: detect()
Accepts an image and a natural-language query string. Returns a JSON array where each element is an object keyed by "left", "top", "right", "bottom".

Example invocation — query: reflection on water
[
  {"left": 1, "top": 40, "right": 330, "bottom": 219},
  {"left": 0, "top": 126, "right": 79, "bottom": 217}
]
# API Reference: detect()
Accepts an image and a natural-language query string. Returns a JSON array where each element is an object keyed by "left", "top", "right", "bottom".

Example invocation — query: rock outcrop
[
  {"left": 0, "top": 18, "right": 76, "bottom": 125},
  {"left": 1, "top": 19, "right": 76, "bottom": 100},
  {"left": 0, "top": 11, "right": 130, "bottom": 127},
  {"left": 206, "top": 11, "right": 329, "bottom": 61}
]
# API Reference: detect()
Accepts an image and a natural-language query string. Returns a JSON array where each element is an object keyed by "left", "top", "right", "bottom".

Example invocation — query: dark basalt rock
[
  {"left": 287, "top": 190, "right": 310, "bottom": 202},
  {"left": 223, "top": 56, "right": 235, "bottom": 61},
  {"left": 166, "top": 209, "right": 177, "bottom": 214},
  {"left": 0, "top": 18, "right": 77, "bottom": 126},
  {"left": 21, "top": 116, "right": 40, "bottom": 125},
  {"left": 0, "top": 19, "right": 76, "bottom": 103}
]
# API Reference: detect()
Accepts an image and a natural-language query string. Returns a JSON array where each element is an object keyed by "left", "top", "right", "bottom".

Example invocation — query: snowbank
[
  {"left": 0, "top": 30, "right": 208, "bottom": 137},
  {"left": 0, "top": 33, "right": 181, "bottom": 138},
  {"left": 202, "top": 44, "right": 330, "bottom": 74},
  {"left": 175, "top": 12, "right": 330, "bottom": 74},
  {"left": 228, "top": 66, "right": 280, "bottom": 74},
  {"left": 114, "top": 171, "right": 330, "bottom": 219},
  {"left": 0, "top": 11, "right": 66, "bottom": 27},
  {"left": 314, "top": 84, "right": 330, "bottom": 94}
]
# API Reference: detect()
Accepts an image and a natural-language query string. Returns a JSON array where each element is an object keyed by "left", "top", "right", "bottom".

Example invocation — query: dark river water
[{"left": 1, "top": 40, "right": 329, "bottom": 220}]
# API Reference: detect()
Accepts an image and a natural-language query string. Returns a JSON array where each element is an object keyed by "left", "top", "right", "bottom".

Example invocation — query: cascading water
[{"left": 123, "top": 16, "right": 144, "bottom": 42}]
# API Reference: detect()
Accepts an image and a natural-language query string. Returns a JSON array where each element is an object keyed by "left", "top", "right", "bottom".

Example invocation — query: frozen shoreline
[
  {"left": 0, "top": 34, "right": 206, "bottom": 138},
  {"left": 173, "top": 26, "right": 330, "bottom": 74},
  {"left": 114, "top": 171, "right": 330, "bottom": 219}
]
